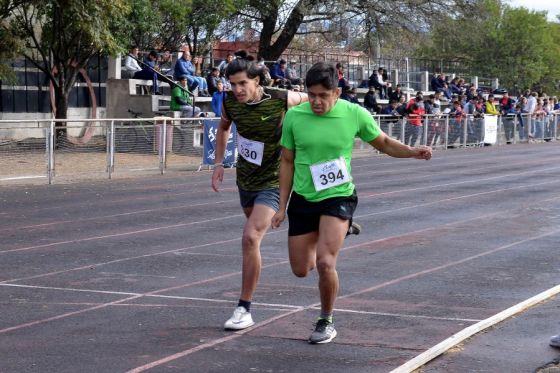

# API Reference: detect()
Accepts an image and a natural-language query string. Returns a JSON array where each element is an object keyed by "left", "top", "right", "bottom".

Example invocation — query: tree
[
  {"left": 416, "top": 0, "right": 560, "bottom": 94},
  {"left": 3, "top": 0, "right": 130, "bottom": 125}
]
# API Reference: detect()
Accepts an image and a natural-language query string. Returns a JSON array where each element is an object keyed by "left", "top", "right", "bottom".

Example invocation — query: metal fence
[{"left": 1, "top": 113, "right": 558, "bottom": 184}]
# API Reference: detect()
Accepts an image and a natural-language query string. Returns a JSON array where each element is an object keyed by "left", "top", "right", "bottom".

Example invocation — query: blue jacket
[
  {"left": 211, "top": 91, "right": 226, "bottom": 117},
  {"left": 174, "top": 58, "right": 195, "bottom": 80}
]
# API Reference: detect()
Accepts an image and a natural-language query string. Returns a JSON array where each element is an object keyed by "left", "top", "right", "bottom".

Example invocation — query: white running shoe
[{"left": 224, "top": 306, "right": 254, "bottom": 330}]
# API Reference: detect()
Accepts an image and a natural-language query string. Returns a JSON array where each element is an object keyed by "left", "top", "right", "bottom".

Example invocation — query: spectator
[
  {"left": 430, "top": 73, "right": 444, "bottom": 92},
  {"left": 133, "top": 50, "right": 161, "bottom": 95},
  {"left": 218, "top": 53, "right": 234, "bottom": 77},
  {"left": 363, "top": 86, "right": 379, "bottom": 113},
  {"left": 485, "top": 95, "right": 499, "bottom": 115},
  {"left": 123, "top": 46, "right": 142, "bottom": 78},
  {"left": 207, "top": 67, "right": 223, "bottom": 95},
  {"left": 335, "top": 62, "right": 347, "bottom": 88},
  {"left": 368, "top": 67, "right": 388, "bottom": 99},
  {"left": 174, "top": 47, "right": 210, "bottom": 96},
  {"left": 270, "top": 59, "right": 288, "bottom": 87},
  {"left": 340, "top": 85, "right": 360, "bottom": 105},
  {"left": 553, "top": 97, "right": 560, "bottom": 111},
  {"left": 285, "top": 60, "right": 303, "bottom": 86},
  {"left": 532, "top": 101, "right": 546, "bottom": 141},
  {"left": 405, "top": 97, "right": 425, "bottom": 146},
  {"left": 171, "top": 75, "right": 201, "bottom": 117},
  {"left": 427, "top": 93, "right": 443, "bottom": 146},
  {"left": 525, "top": 91, "right": 538, "bottom": 114},
  {"left": 448, "top": 100, "right": 466, "bottom": 146},
  {"left": 466, "top": 86, "right": 478, "bottom": 101},
  {"left": 211, "top": 80, "right": 226, "bottom": 117},
  {"left": 441, "top": 82, "right": 452, "bottom": 100},
  {"left": 193, "top": 55, "right": 203, "bottom": 76},
  {"left": 159, "top": 49, "right": 173, "bottom": 76},
  {"left": 388, "top": 84, "right": 404, "bottom": 102}
]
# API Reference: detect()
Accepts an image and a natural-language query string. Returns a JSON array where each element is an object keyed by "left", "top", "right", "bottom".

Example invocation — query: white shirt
[
  {"left": 526, "top": 96, "right": 537, "bottom": 114},
  {"left": 124, "top": 55, "right": 142, "bottom": 72}
]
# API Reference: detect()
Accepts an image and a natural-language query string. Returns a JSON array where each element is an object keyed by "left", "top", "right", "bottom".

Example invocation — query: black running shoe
[{"left": 346, "top": 221, "right": 361, "bottom": 236}]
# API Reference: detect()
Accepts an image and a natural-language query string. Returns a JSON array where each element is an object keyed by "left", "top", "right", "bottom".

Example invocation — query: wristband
[{"left": 214, "top": 163, "right": 224, "bottom": 168}]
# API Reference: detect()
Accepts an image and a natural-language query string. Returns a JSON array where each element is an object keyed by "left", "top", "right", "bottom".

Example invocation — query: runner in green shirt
[{"left": 272, "top": 62, "right": 432, "bottom": 344}]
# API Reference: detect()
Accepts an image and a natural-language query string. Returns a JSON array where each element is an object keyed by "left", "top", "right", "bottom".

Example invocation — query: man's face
[
  {"left": 227, "top": 55, "right": 234, "bottom": 62},
  {"left": 132, "top": 48, "right": 139, "bottom": 56},
  {"left": 307, "top": 84, "right": 340, "bottom": 116},
  {"left": 179, "top": 78, "right": 187, "bottom": 88},
  {"left": 182, "top": 51, "right": 191, "bottom": 60},
  {"left": 229, "top": 71, "right": 259, "bottom": 103},
  {"left": 212, "top": 69, "right": 219, "bottom": 77}
]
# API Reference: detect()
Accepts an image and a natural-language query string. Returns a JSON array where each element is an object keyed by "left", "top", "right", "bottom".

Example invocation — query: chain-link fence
[{"left": 1, "top": 113, "right": 558, "bottom": 184}]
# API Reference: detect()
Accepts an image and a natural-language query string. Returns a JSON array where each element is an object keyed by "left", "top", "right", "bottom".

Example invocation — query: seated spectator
[
  {"left": 270, "top": 59, "right": 288, "bottom": 87},
  {"left": 382, "top": 99, "right": 400, "bottom": 116},
  {"left": 396, "top": 95, "right": 408, "bottom": 116},
  {"left": 207, "top": 67, "right": 223, "bottom": 95},
  {"left": 388, "top": 84, "right": 404, "bottom": 102},
  {"left": 340, "top": 85, "right": 360, "bottom": 105},
  {"left": 171, "top": 75, "right": 201, "bottom": 117},
  {"left": 174, "top": 47, "right": 209, "bottom": 96},
  {"left": 364, "top": 86, "right": 379, "bottom": 113},
  {"left": 285, "top": 60, "right": 303, "bottom": 86},
  {"left": 430, "top": 73, "right": 444, "bottom": 92},
  {"left": 133, "top": 50, "right": 162, "bottom": 94},
  {"left": 466, "top": 86, "right": 478, "bottom": 101},
  {"left": 159, "top": 49, "right": 173, "bottom": 76},
  {"left": 123, "top": 46, "right": 142, "bottom": 78},
  {"left": 211, "top": 80, "right": 226, "bottom": 117},
  {"left": 368, "top": 67, "right": 388, "bottom": 99},
  {"left": 218, "top": 53, "right": 234, "bottom": 77},
  {"left": 440, "top": 82, "right": 452, "bottom": 100}
]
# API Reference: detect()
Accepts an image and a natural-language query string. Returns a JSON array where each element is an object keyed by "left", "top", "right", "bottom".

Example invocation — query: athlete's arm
[
  {"left": 369, "top": 132, "right": 432, "bottom": 160},
  {"left": 287, "top": 90, "right": 308, "bottom": 109},
  {"left": 211, "top": 109, "right": 233, "bottom": 192},
  {"left": 271, "top": 147, "right": 295, "bottom": 229}
]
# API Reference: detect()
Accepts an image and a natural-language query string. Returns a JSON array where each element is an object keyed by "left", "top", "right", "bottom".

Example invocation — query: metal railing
[{"left": 1, "top": 113, "right": 558, "bottom": 184}]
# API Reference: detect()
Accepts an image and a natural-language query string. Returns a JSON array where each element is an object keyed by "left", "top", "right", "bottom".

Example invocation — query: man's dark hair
[
  {"left": 305, "top": 62, "right": 338, "bottom": 90},
  {"left": 335, "top": 62, "right": 343, "bottom": 69},
  {"left": 225, "top": 50, "right": 268, "bottom": 85},
  {"left": 211, "top": 67, "right": 219, "bottom": 73},
  {"left": 279, "top": 59, "right": 286, "bottom": 65},
  {"left": 148, "top": 50, "right": 158, "bottom": 58}
]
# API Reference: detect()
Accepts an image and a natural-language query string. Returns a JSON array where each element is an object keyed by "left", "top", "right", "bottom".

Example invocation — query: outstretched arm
[
  {"left": 287, "top": 90, "right": 308, "bottom": 109},
  {"left": 211, "top": 111, "right": 233, "bottom": 192},
  {"left": 369, "top": 132, "right": 432, "bottom": 160}
]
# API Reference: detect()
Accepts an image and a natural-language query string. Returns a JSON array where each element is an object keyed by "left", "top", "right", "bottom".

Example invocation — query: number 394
[{"left": 319, "top": 170, "right": 344, "bottom": 185}]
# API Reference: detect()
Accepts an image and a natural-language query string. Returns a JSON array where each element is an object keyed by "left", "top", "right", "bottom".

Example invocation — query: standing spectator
[
  {"left": 368, "top": 67, "right": 388, "bottom": 99},
  {"left": 405, "top": 97, "right": 425, "bottom": 146},
  {"left": 335, "top": 62, "right": 347, "bottom": 88},
  {"left": 123, "top": 46, "right": 142, "bottom": 78},
  {"left": 448, "top": 100, "right": 467, "bottom": 146},
  {"left": 171, "top": 75, "right": 201, "bottom": 117},
  {"left": 211, "top": 80, "right": 226, "bottom": 117},
  {"left": 485, "top": 95, "right": 499, "bottom": 115},
  {"left": 532, "top": 101, "right": 546, "bottom": 141}
]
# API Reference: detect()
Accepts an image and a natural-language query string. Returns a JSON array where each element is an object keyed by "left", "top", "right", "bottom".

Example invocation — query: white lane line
[
  {"left": 308, "top": 306, "right": 482, "bottom": 323},
  {"left": 389, "top": 283, "right": 560, "bottom": 373},
  {"left": 0, "top": 199, "right": 238, "bottom": 233},
  {"left": 125, "top": 227, "right": 560, "bottom": 372},
  {"left": 0, "top": 213, "right": 244, "bottom": 254},
  {"left": 0, "top": 283, "right": 301, "bottom": 310},
  {"left": 3, "top": 164, "right": 559, "bottom": 256}
]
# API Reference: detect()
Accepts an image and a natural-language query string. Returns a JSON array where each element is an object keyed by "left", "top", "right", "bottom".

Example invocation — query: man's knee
[
  {"left": 291, "top": 263, "right": 314, "bottom": 278},
  {"left": 316, "top": 256, "right": 336, "bottom": 276},
  {"left": 242, "top": 226, "right": 267, "bottom": 249}
]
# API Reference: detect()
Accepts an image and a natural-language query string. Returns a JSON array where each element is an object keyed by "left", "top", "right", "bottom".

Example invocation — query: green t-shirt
[
  {"left": 170, "top": 86, "right": 192, "bottom": 111},
  {"left": 281, "top": 99, "right": 381, "bottom": 202}
]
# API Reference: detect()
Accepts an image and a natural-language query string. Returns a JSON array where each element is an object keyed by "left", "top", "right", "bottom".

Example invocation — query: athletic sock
[
  {"left": 319, "top": 312, "right": 333, "bottom": 323},
  {"left": 238, "top": 299, "right": 251, "bottom": 312}
]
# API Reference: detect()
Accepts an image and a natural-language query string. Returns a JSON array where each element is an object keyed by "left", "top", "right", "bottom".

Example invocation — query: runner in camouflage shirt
[{"left": 211, "top": 51, "right": 307, "bottom": 330}]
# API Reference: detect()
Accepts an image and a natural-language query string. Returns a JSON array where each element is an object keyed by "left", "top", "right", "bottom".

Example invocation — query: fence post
[
  {"left": 107, "top": 120, "right": 115, "bottom": 179},
  {"left": 471, "top": 76, "right": 479, "bottom": 89},
  {"left": 513, "top": 115, "right": 517, "bottom": 144},
  {"left": 47, "top": 120, "right": 55, "bottom": 184},
  {"left": 463, "top": 116, "right": 468, "bottom": 147},
  {"left": 421, "top": 71, "right": 429, "bottom": 92},
  {"left": 496, "top": 116, "right": 501, "bottom": 146},
  {"left": 444, "top": 116, "right": 449, "bottom": 149},
  {"left": 392, "top": 69, "right": 399, "bottom": 86},
  {"left": 423, "top": 116, "right": 429, "bottom": 146},
  {"left": 552, "top": 113, "right": 558, "bottom": 141},
  {"left": 159, "top": 118, "right": 167, "bottom": 175},
  {"left": 400, "top": 118, "right": 406, "bottom": 144}
]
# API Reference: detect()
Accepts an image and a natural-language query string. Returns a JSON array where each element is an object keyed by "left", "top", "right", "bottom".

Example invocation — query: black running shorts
[{"left": 287, "top": 190, "right": 358, "bottom": 236}]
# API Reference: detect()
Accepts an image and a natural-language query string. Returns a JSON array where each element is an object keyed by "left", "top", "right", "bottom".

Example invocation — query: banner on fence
[
  {"left": 483, "top": 115, "right": 498, "bottom": 144},
  {"left": 202, "top": 120, "right": 237, "bottom": 165}
]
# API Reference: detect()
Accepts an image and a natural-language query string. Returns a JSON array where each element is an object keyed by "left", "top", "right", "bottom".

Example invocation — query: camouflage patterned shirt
[{"left": 223, "top": 87, "right": 288, "bottom": 191}]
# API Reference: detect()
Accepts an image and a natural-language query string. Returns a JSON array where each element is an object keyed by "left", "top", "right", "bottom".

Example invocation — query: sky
[{"left": 507, "top": 0, "right": 560, "bottom": 21}]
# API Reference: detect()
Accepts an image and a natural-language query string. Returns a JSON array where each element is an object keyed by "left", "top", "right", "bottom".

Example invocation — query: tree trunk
[{"left": 54, "top": 87, "right": 69, "bottom": 145}]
